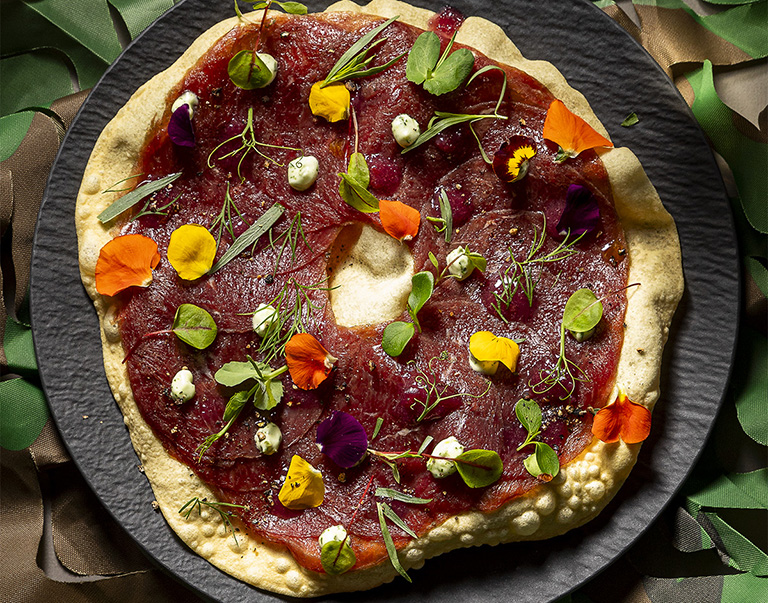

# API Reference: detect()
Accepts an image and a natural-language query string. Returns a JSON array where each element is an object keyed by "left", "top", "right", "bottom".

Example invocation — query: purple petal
[
  {"left": 316, "top": 411, "right": 368, "bottom": 468},
  {"left": 168, "top": 104, "right": 195, "bottom": 148},
  {"left": 557, "top": 184, "right": 599, "bottom": 236}
]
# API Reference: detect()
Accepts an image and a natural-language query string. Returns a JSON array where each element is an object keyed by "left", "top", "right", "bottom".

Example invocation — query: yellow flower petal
[
  {"left": 309, "top": 81, "right": 350, "bottom": 123},
  {"left": 278, "top": 455, "right": 325, "bottom": 510},
  {"left": 167, "top": 224, "right": 217, "bottom": 280},
  {"left": 469, "top": 331, "right": 520, "bottom": 373}
]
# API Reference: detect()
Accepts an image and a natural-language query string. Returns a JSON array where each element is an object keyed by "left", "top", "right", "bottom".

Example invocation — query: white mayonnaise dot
[
  {"left": 170, "top": 368, "right": 195, "bottom": 403},
  {"left": 257, "top": 53, "right": 278, "bottom": 86},
  {"left": 255, "top": 422, "right": 282, "bottom": 455},
  {"left": 171, "top": 91, "right": 199, "bottom": 119},
  {"left": 468, "top": 353, "right": 498, "bottom": 376},
  {"left": 446, "top": 246, "right": 474, "bottom": 280},
  {"left": 318, "top": 524, "right": 347, "bottom": 548},
  {"left": 427, "top": 436, "right": 465, "bottom": 478},
  {"left": 252, "top": 303, "right": 278, "bottom": 337},
  {"left": 287, "top": 155, "right": 319, "bottom": 191},
  {"left": 391, "top": 114, "right": 420, "bottom": 148}
]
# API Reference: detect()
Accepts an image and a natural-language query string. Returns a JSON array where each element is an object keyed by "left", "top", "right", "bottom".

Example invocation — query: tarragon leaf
[
  {"left": 380, "top": 501, "right": 418, "bottom": 538},
  {"left": 375, "top": 488, "right": 432, "bottom": 505},
  {"left": 377, "top": 502, "right": 411, "bottom": 582},
  {"left": 97, "top": 172, "right": 181, "bottom": 223},
  {"left": 438, "top": 189, "right": 453, "bottom": 243},
  {"left": 209, "top": 203, "right": 284, "bottom": 274},
  {"left": 172, "top": 304, "right": 217, "bottom": 349}
]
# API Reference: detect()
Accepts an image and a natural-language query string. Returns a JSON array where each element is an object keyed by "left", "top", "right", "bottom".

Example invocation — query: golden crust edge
[{"left": 74, "top": 0, "right": 684, "bottom": 596}]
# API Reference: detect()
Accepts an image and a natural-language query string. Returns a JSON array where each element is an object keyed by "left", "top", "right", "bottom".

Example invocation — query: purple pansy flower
[
  {"left": 168, "top": 104, "right": 195, "bottom": 148},
  {"left": 316, "top": 411, "right": 368, "bottom": 468},
  {"left": 557, "top": 184, "right": 600, "bottom": 236}
]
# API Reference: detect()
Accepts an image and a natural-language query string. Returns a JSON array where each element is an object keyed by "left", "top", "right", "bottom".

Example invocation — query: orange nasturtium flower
[
  {"left": 278, "top": 455, "right": 325, "bottom": 510},
  {"left": 379, "top": 199, "right": 420, "bottom": 242},
  {"left": 167, "top": 224, "right": 217, "bottom": 280},
  {"left": 469, "top": 331, "right": 520, "bottom": 373},
  {"left": 95, "top": 233, "right": 161, "bottom": 297},
  {"left": 591, "top": 389, "right": 652, "bottom": 444},
  {"left": 308, "top": 81, "right": 350, "bottom": 122},
  {"left": 542, "top": 99, "right": 613, "bottom": 161},
  {"left": 285, "top": 333, "right": 337, "bottom": 390}
]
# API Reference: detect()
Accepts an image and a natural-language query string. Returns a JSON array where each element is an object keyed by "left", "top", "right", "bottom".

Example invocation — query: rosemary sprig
[
  {"left": 179, "top": 496, "right": 247, "bottom": 545},
  {"left": 492, "top": 221, "right": 583, "bottom": 323},
  {"left": 321, "top": 16, "right": 404, "bottom": 87},
  {"left": 97, "top": 172, "right": 182, "bottom": 223},
  {"left": 402, "top": 65, "right": 509, "bottom": 160},
  {"left": 207, "top": 108, "right": 301, "bottom": 181},
  {"left": 209, "top": 183, "right": 249, "bottom": 246}
]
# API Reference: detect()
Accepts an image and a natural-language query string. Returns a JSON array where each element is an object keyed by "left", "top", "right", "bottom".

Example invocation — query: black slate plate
[{"left": 31, "top": 1, "right": 739, "bottom": 601}]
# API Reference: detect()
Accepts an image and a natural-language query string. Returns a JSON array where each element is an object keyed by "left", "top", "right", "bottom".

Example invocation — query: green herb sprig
[
  {"left": 97, "top": 172, "right": 182, "bottom": 223},
  {"left": 425, "top": 189, "right": 453, "bottom": 242},
  {"left": 514, "top": 399, "right": 560, "bottom": 480},
  {"left": 381, "top": 271, "right": 434, "bottom": 356},
  {"left": 268, "top": 211, "right": 312, "bottom": 276},
  {"left": 338, "top": 152, "right": 380, "bottom": 212},
  {"left": 179, "top": 496, "right": 247, "bottom": 545},
  {"left": 209, "top": 183, "right": 249, "bottom": 246},
  {"left": 406, "top": 30, "right": 474, "bottom": 95}
]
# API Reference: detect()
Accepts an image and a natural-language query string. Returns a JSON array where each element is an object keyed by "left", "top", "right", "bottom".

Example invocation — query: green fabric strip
[
  {"left": 687, "top": 469, "right": 768, "bottom": 510},
  {"left": 0, "top": 112, "right": 34, "bottom": 162},
  {"left": 733, "top": 328, "right": 768, "bottom": 446},
  {"left": 745, "top": 256, "right": 768, "bottom": 297},
  {"left": 0, "top": 378, "right": 49, "bottom": 451},
  {"left": 0, "top": 51, "right": 74, "bottom": 116},
  {"left": 108, "top": 0, "right": 176, "bottom": 40},
  {"left": 704, "top": 512, "right": 768, "bottom": 575},
  {"left": 721, "top": 572, "right": 768, "bottom": 603},
  {"left": 3, "top": 316, "right": 38, "bottom": 376}
]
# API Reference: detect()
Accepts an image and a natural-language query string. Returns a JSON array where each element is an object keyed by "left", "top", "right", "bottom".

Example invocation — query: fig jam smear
[{"left": 116, "top": 14, "right": 628, "bottom": 573}]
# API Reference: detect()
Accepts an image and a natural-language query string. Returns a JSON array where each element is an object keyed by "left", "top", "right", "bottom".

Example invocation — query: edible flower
[
  {"left": 278, "top": 455, "right": 325, "bottom": 510},
  {"left": 285, "top": 333, "right": 337, "bottom": 390},
  {"left": 95, "top": 233, "right": 161, "bottom": 297},
  {"left": 468, "top": 331, "right": 520, "bottom": 374},
  {"left": 309, "top": 81, "right": 350, "bottom": 122},
  {"left": 557, "top": 184, "right": 600, "bottom": 236},
  {"left": 492, "top": 136, "right": 536, "bottom": 183},
  {"left": 379, "top": 199, "right": 420, "bottom": 242},
  {"left": 542, "top": 99, "right": 613, "bottom": 162},
  {"left": 167, "top": 224, "right": 217, "bottom": 280},
  {"left": 591, "top": 389, "right": 652, "bottom": 444},
  {"left": 316, "top": 411, "right": 368, "bottom": 468},
  {"left": 168, "top": 104, "right": 195, "bottom": 148}
]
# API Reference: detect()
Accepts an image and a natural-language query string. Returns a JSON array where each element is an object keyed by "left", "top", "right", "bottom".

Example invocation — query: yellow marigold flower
[
  {"left": 469, "top": 331, "right": 520, "bottom": 374},
  {"left": 278, "top": 455, "right": 325, "bottom": 510},
  {"left": 309, "top": 81, "right": 350, "bottom": 123},
  {"left": 167, "top": 224, "right": 217, "bottom": 280}
]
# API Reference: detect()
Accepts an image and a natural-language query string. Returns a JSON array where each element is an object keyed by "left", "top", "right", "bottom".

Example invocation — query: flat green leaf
[
  {"left": 347, "top": 152, "right": 370, "bottom": 188},
  {"left": 252, "top": 378, "right": 284, "bottom": 411},
  {"left": 249, "top": 1, "right": 308, "bottom": 15},
  {"left": 515, "top": 399, "right": 541, "bottom": 436},
  {"left": 380, "top": 501, "right": 417, "bottom": 538},
  {"left": 455, "top": 449, "right": 503, "bottom": 488},
  {"left": 375, "top": 488, "right": 432, "bottom": 505},
  {"left": 523, "top": 442, "right": 560, "bottom": 480},
  {"left": 428, "top": 251, "right": 439, "bottom": 269},
  {"left": 408, "top": 271, "right": 434, "bottom": 315},
  {"left": 172, "top": 304, "right": 217, "bottom": 349},
  {"left": 222, "top": 390, "right": 249, "bottom": 423},
  {"left": 372, "top": 416, "right": 384, "bottom": 439},
  {"left": 325, "top": 16, "right": 399, "bottom": 84},
  {"left": 377, "top": 502, "right": 411, "bottom": 582},
  {"left": 438, "top": 189, "right": 453, "bottom": 243},
  {"left": 215, "top": 360, "right": 261, "bottom": 387},
  {"left": 405, "top": 31, "right": 440, "bottom": 85},
  {"left": 228, "top": 50, "right": 273, "bottom": 90},
  {"left": 321, "top": 539, "right": 356, "bottom": 575},
  {"left": 563, "top": 288, "right": 603, "bottom": 333},
  {"left": 418, "top": 434, "right": 433, "bottom": 454},
  {"left": 338, "top": 173, "right": 380, "bottom": 212},
  {"left": 382, "top": 321, "right": 415, "bottom": 357},
  {"left": 621, "top": 112, "right": 639, "bottom": 127},
  {"left": 209, "top": 203, "right": 284, "bottom": 273},
  {"left": 423, "top": 47, "right": 474, "bottom": 96},
  {"left": 97, "top": 172, "right": 182, "bottom": 223},
  {"left": 467, "top": 251, "right": 487, "bottom": 273}
]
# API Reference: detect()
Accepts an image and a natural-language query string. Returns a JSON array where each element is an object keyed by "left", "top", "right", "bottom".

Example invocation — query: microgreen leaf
[
  {"left": 621, "top": 112, "right": 639, "bottom": 127},
  {"left": 423, "top": 48, "right": 473, "bottom": 96},
  {"left": 215, "top": 360, "right": 261, "bottom": 387},
  {"left": 252, "top": 377, "right": 284, "bottom": 410},
  {"left": 382, "top": 321, "right": 415, "bottom": 357},
  {"left": 338, "top": 173, "right": 380, "bottom": 213},
  {"left": 97, "top": 172, "right": 182, "bottom": 223},
  {"left": 523, "top": 442, "right": 560, "bottom": 481},
  {"left": 405, "top": 31, "right": 440, "bottom": 84},
  {"left": 408, "top": 271, "right": 434, "bottom": 316},
  {"left": 372, "top": 416, "right": 384, "bottom": 439},
  {"left": 563, "top": 288, "right": 603, "bottom": 334},
  {"left": 209, "top": 203, "right": 284, "bottom": 274},
  {"left": 228, "top": 50, "right": 273, "bottom": 90},
  {"left": 438, "top": 189, "right": 453, "bottom": 243},
  {"left": 375, "top": 487, "right": 432, "bottom": 505},
  {"left": 454, "top": 449, "right": 503, "bottom": 488},
  {"left": 377, "top": 502, "right": 412, "bottom": 582},
  {"left": 466, "top": 251, "right": 487, "bottom": 273},
  {"left": 428, "top": 251, "right": 439, "bottom": 269},
  {"left": 320, "top": 539, "right": 356, "bottom": 575},
  {"left": 223, "top": 390, "right": 250, "bottom": 423},
  {"left": 172, "top": 304, "right": 217, "bottom": 349},
  {"left": 514, "top": 399, "right": 541, "bottom": 437},
  {"left": 418, "top": 434, "right": 434, "bottom": 454},
  {"left": 247, "top": 1, "right": 307, "bottom": 14},
  {"left": 347, "top": 152, "right": 370, "bottom": 188}
]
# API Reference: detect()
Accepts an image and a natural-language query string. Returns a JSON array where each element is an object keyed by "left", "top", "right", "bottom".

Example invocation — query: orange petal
[
  {"left": 379, "top": 199, "right": 420, "bottom": 242},
  {"left": 592, "top": 390, "right": 652, "bottom": 444},
  {"left": 542, "top": 99, "right": 613, "bottom": 158},
  {"left": 95, "top": 234, "right": 161, "bottom": 296},
  {"left": 285, "top": 333, "right": 337, "bottom": 390}
]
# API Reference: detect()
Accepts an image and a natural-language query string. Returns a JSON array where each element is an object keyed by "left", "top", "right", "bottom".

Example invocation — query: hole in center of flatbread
[{"left": 327, "top": 223, "right": 414, "bottom": 328}]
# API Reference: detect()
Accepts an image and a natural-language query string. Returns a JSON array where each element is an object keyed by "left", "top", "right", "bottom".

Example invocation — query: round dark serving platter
[{"left": 31, "top": 0, "right": 739, "bottom": 601}]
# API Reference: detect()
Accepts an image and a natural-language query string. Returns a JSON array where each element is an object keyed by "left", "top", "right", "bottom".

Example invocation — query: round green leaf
[
  {"left": 563, "top": 288, "right": 603, "bottom": 333},
  {"left": 172, "top": 304, "right": 217, "bottom": 349},
  {"left": 523, "top": 442, "right": 560, "bottom": 480},
  {"left": 228, "top": 50, "right": 273, "bottom": 90},
  {"left": 382, "top": 321, "right": 415, "bottom": 357},
  {"left": 406, "top": 31, "right": 440, "bottom": 85},
  {"left": 514, "top": 399, "right": 541, "bottom": 436},
  {"left": 321, "top": 540, "right": 356, "bottom": 575},
  {"left": 455, "top": 449, "right": 503, "bottom": 488},
  {"left": 423, "top": 47, "right": 475, "bottom": 96},
  {"left": 408, "top": 271, "right": 435, "bottom": 315}
]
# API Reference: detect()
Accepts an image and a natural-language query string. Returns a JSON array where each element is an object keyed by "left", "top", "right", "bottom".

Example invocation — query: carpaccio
[{"left": 115, "top": 12, "right": 627, "bottom": 573}]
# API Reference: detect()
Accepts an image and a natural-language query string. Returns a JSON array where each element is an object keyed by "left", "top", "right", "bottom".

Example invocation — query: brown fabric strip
[
  {"left": 602, "top": 4, "right": 642, "bottom": 44},
  {"left": 0, "top": 163, "right": 12, "bottom": 368},
  {"left": 50, "top": 90, "right": 90, "bottom": 133},
  {"left": 29, "top": 418, "right": 71, "bottom": 469}
]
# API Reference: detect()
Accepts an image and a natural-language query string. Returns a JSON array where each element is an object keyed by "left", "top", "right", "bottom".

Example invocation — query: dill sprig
[
  {"left": 179, "top": 496, "right": 247, "bottom": 545},
  {"left": 209, "top": 183, "right": 249, "bottom": 246},
  {"left": 207, "top": 108, "right": 301, "bottom": 181},
  {"left": 268, "top": 211, "right": 312, "bottom": 276},
  {"left": 530, "top": 322, "right": 588, "bottom": 400},
  {"left": 492, "top": 220, "right": 583, "bottom": 323}
]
